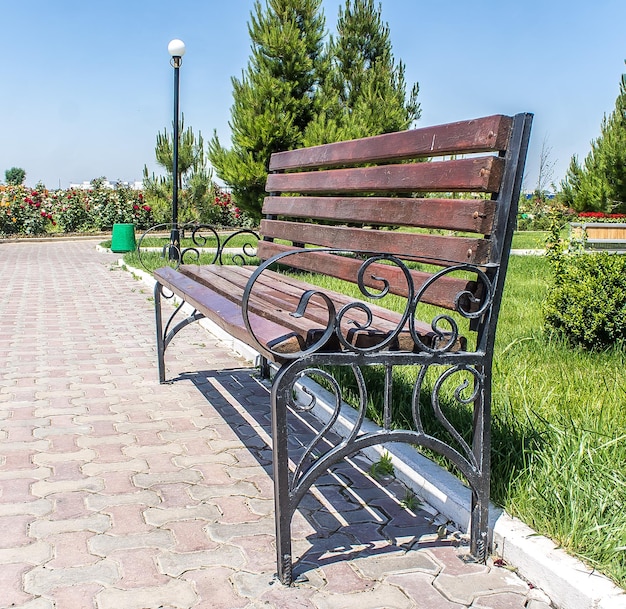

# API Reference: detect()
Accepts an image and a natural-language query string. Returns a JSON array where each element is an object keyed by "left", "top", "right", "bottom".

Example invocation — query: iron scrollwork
[
  {"left": 241, "top": 248, "right": 497, "bottom": 361},
  {"left": 137, "top": 223, "right": 259, "bottom": 271}
]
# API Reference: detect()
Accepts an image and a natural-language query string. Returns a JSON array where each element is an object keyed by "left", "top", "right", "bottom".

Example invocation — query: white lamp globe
[{"left": 168, "top": 39, "right": 186, "bottom": 58}]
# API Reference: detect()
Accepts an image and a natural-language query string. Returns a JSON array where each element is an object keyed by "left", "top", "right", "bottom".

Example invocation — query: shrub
[
  {"left": 0, "top": 184, "right": 55, "bottom": 235},
  {"left": 544, "top": 252, "right": 626, "bottom": 350},
  {"left": 54, "top": 184, "right": 154, "bottom": 232},
  {"left": 54, "top": 189, "right": 91, "bottom": 232}
]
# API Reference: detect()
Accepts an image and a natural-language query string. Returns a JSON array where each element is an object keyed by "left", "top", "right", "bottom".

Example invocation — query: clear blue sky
[{"left": 2, "top": 0, "right": 626, "bottom": 192}]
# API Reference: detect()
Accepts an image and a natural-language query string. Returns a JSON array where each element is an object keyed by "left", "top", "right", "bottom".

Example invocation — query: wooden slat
[
  {"left": 266, "top": 157, "right": 504, "bottom": 195},
  {"left": 262, "top": 196, "right": 496, "bottom": 234},
  {"left": 154, "top": 266, "right": 302, "bottom": 360},
  {"left": 180, "top": 264, "right": 464, "bottom": 352},
  {"left": 260, "top": 220, "right": 491, "bottom": 266},
  {"left": 269, "top": 115, "right": 513, "bottom": 171},
  {"left": 256, "top": 241, "right": 479, "bottom": 309}
]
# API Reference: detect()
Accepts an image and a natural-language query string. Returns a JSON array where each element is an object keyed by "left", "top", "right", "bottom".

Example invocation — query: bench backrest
[{"left": 260, "top": 114, "right": 532, "bottom": 347}]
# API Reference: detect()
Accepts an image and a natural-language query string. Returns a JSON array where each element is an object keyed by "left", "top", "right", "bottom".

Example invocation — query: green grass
[
  {"left": 511, "top": 230, "right": 548, "bottom": 249},
  {"left": 124, "top": 233, "right": 626, "bottom": 585}
]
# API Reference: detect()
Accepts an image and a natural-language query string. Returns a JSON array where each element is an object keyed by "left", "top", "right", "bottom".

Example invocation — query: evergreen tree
[
  {"left": 143, "top": 118, "right": 213, "bottom": 223},
  {"left": 208, "top": 0, "right": 326, "bottom": 218},
  {"left": 561, "top": 67, "right": 626, "bottom": 213},
  {"left": 304, "top": 0, "right": 420, "bottom": 145}
]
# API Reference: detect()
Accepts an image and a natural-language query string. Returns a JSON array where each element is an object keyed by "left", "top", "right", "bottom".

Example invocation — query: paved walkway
[{"left": 0, "top": 240, "right": 553, "bottom": 609}]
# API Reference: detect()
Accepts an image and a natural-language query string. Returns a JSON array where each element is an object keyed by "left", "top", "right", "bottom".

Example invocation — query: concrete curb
[{"left": 121, "top": 254, "right": 626, "bottom": 609}]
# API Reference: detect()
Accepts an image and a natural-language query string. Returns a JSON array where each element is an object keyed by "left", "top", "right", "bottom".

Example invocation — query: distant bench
[
  {"left": 151, "top": 113, "right": 532, "bottom": 585},
  {"left": 570, "top": 222, "right": 626, "bottom": 252}
]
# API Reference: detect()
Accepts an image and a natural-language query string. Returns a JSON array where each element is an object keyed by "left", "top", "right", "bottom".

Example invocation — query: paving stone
[
  {"left": 206, "top": 518, "right": 277, "bottom": 543},
  {"left": 386, "top": 572, "right": 465, "bottom": 608},
  {"left": 231, "top": 570, "right": 282, "bottom": 599},
  {"left": 46, "top": 531, "right": 101, "bottom": 569},
  {"left": 1, "top": 440, "right": 51, "bottom": 453},
  {"left": 143, "top": 503, "right": 221, "bottom": 526},
  {"left": 31, "top": 478, "right": 105, "bottom": 497},
  {"left": 181, "top": 567, "right": 248, "bottom": 609},
  {"left": 0, "top": 498, "right": 53, "bottom": 517},
  {"left": 0, "top": 540, "right": 53, "bottom": 565},
  {"left": 86, "top": 489, "right": 161, "bottom": 510},
  {"left": 123, "top": 443, "right": 185, "bottom": 457},
  {"left": 472, "top": 591, "right": 528, "bottom": 608},
  {"left": 95, "top": 578, "right": 197, "bottom": 609},
  {"left": 433, "top": 568, "right": 530, "bottom": 605},
  {"left": 23, "top": 559, "right": 120, "bottom": 595},
  {"left": 352, "top": 549, "right": 440, "bottom": 579},
  {"left": 88, "top": 530, "right": 174, "bottom": 556},
  {"left": 29, "top": 514, "right": 111, "bottom": 538},
  {"left": 0, "top": 562, "right": 34, "bottom": 606},
  {"left": 132, "top": 470, "right": 203, "bottom": 488},
  {"left": 108, "top": 547, "right": 170, "bottom": 588},
  {"left": 190, "top": 480, "right": 260, "bottom": 500},
  {"left": 158, "top": 544, "right": 246, "bottom": 576},
  {"left": 9, "top": 598, "right": 55, "bottom": 609},
  {"left": 32, "top": 449, "right": 96, "bottom": 464},
  {"left": 81, "top": 458, "right": 148, "bottom": 476},
  {"left": 312, "top": 581, "right": 414, "bottom": 609},
  {"left": 45, "top": 582, "right": 102, "bottom": 609},
  {"left": 76, "top": 433, "right": 135, "bottom": 448},
  {"left": 0, "top": 242, "right": 563, "bottom": 609}
]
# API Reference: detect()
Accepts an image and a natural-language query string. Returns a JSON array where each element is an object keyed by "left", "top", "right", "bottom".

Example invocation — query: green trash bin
[{"left": 110, "top": 223, "right": 136, "bottom": 253}]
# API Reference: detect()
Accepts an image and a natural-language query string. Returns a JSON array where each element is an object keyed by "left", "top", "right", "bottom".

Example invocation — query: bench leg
[
  {"left": 271, "top": 364, "right": 294, "bottom": 585},
  {"left": 259, "top": 356, "right": 270, "bottom": 380},
  {"left": 154, "top": 282, "right": 167, "bottom": 384},
  {"left": 470, "top": 366, "right": 491, "bottom": 562},
  {"left": 154, "top": 283, "right": 206, "bottom": 384}
]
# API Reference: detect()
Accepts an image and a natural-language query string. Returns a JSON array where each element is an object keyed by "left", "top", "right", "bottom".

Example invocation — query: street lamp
[{"left": 167, "top": 38, "right": 186, "bottom": 260}]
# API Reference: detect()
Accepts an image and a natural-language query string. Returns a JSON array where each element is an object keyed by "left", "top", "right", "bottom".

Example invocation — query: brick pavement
[{"left": 0, "top": 239, "right": 554, "bottom": 609}]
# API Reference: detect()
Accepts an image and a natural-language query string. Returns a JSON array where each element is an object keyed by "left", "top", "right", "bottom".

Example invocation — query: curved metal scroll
[
  {"left": 241, "top": 248, "right": 497, "bottom": 360},
  {"left": 276, "top": 357, "right": 488, "bottom": 519},
  {"left": 137, "top": 223, "right": 259, "bottom": 271},
  {"left": 410, "top": 264, "right": 496, "bottom": 354},
  {"left": 241, "top": 249, "right": 416, "bottom": 360}
]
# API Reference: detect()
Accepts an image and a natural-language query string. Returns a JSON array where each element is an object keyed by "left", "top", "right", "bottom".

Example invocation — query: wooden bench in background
[
  {"left": 151, "top": 113, "right": 533, "bottom": 585},
  {"left": 570, "top": 222, "right": 626, "bottom": 252}
]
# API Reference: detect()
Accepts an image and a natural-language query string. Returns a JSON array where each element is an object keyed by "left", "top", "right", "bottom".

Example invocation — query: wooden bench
[
  {"left": 152, "top": 113, "right": 533, "bottom": 584},
  {"left": 570, "top": 222, "right": 626, "bottom": 252}
]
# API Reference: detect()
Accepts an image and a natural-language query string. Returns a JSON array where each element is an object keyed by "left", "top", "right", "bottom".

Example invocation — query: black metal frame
[{"left": 150, "top": 113, "right": 533, "bottom": 586}]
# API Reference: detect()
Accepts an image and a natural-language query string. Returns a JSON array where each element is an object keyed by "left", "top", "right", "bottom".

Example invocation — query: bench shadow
[{"left": 173, "top": 367, "right": 461, "bottom": 579}]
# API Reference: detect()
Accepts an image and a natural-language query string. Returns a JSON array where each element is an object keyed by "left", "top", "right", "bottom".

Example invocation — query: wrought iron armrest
[{"left": 240, "top": 248, "right": 498, "bottom": 361}]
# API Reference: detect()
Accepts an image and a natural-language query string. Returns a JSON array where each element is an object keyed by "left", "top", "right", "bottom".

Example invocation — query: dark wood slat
[
  {"left": 154, "top": 267, "right": 302, "bottom": 360},
  {"left": 256, "top": 241, "right": 479, "bottom": 309},
  {"left": 262, "top": 196, "right": 496, "bottom": 234},
  {"left": 269, "top": 115, "right": 513, "bottom": 171},
  {"left": 266, "top": 157, "right": 504, "bottom": 195},
  {"left": 180, "top": 265, "right": 455, "bottom": 352},
  {"left": 260, "top": 220, "right": 491, "bottom": 266}
]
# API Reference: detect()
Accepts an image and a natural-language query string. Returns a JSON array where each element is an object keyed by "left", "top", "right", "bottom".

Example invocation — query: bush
[
  {"left": 54, "top": 189, "right": 92, "bottom": 232},
  {"left": 544, "top": 252, "right": 626, "bottom": 350},
  {"left": 0, "top": 184, "right": 55, "bottom": 235},
  {"left": 52, "top": 184, "right": 153, "bottom": 232}
]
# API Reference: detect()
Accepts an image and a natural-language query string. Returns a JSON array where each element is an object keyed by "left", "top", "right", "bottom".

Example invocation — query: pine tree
[
  {"left": 304, "top": 0, "right": 420, "bottom": 145},
  {"left": 208, "top": 0, "right": 326, "bottom": 218},
  {"left": 143, "top": 118, "right": 213, "bottom": 223},
  {"left": 561, "top": 67, "right": 626, "bottom": 213}
]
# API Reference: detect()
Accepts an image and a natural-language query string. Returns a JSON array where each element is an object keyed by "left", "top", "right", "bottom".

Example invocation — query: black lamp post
[{"left": 167, "top": 38, "right": 186, "bottom": 260}]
